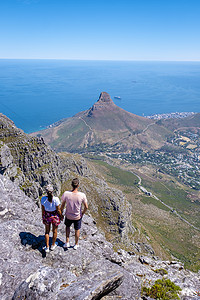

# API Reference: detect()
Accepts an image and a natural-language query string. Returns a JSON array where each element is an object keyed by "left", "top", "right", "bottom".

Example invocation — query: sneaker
[
  {"left": 51, "top": 242, "right": 58, "bottom": 251},
  {"left": 63, "top": 242, "right": 70, "bottom": 248},
  {"left": 73, "top": 244, "right": 79, "bottom": 250},
  {"left": 43, "top": 246, "right": 49, "bottom": 253}
]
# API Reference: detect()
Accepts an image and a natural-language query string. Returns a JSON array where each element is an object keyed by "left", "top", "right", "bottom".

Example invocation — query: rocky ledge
[{"left": 0, "top": 175, "right": 199, "bottom": 300}]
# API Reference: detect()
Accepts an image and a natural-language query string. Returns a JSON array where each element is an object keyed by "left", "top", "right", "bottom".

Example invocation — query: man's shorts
[{"left": 64, "top": 217, "right": 82, "bottom": 230}]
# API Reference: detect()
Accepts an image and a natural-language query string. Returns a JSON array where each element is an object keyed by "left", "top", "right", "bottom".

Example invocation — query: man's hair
[{"left": 71, "top": 178, "right": 79, "bottom": 189}]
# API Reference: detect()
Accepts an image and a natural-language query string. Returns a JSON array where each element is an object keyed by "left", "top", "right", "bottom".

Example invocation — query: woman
[{"left": 41, "top": 185, "right": 62, "bottom": 252}]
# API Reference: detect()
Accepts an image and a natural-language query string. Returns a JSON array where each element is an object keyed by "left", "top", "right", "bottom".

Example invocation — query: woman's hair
[
  {"left": 47, "top": 191, "right": 53, "bottom": 202},
  {"left": 71, "top": 178, "right": 79, "bottom": 189},
  {"left": 46, "top": 184, "right": 53, "bottom": 202}
]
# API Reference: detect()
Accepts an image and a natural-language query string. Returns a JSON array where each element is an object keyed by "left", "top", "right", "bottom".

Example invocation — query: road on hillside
[{"left": 129, "top": 170, "right": 200, "bottom": 232}]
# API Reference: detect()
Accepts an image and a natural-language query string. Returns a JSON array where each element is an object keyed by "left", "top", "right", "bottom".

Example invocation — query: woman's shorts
[
  {"left": 64, "top": 217, "right": 82, "bottom": 230},
  {"left": 42, "top": 210, "right": 61, "bottom": 226}
]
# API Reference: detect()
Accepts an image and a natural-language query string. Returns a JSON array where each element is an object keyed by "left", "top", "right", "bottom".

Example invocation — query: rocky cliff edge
[{"left": 0, "top": 175, "right": 199, "bottom": 300}]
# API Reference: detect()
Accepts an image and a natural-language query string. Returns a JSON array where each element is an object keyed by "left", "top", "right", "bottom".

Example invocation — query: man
[{"left": 61, "top": 178, "right": 88, "bottom": 250}]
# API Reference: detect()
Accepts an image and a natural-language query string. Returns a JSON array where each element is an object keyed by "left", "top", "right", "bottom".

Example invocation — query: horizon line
[{"left": 0, "top": 58, "right": 200, "bottom": 63}]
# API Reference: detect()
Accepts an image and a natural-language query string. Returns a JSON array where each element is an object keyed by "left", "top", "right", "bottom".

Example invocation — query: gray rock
[
  {"left": 182, "top": 298, "right": 200, "bottom": 300},
  {"left": 139, "top": 256, "right": 155, "bottom": 266},
  {"left": 0, "top": 175, "right": 199, "bottom": 299},
  {"left": 0, "top": 175, "right": 132, "bottom": 299},
  {"left": 13, "top": 267, "right": 76, "bottom": 300},
  {"left": 58, "top": 262, "right": 123, "bottom": 300}
]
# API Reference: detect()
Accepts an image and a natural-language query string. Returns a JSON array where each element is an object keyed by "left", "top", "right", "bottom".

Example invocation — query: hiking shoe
[
  {"left": 43, "top": 246, "right": 49, "bottom": 253},
  {"left": 63, "top": 242, "right": 70, "bottom": 248},
  {"left": 73, "top": 244, "right": 79, "bottom": 250},
  {"left": 51, "top": 242, "right": 58, "bottom": 251}
]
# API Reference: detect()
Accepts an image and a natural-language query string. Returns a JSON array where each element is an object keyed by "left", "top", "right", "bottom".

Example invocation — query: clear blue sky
[{"left": 0, "top": 0, "right": 200, "bottom": 61}]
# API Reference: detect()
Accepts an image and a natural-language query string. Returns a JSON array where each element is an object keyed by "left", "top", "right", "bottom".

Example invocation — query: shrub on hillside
[{"left": 142, "top": 278, "right": 181, "bottom": 300}]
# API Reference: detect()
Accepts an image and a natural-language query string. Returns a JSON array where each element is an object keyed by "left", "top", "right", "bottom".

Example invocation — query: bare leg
[
  {"left": 75, "top": 229, "right": 80, "bottom": 245},
  {"left": 45, "top": 224, "right": 51, "bottom": 248},
  {"left": 52, "top": 224, "right": 58, "bottom": 246},
  {"left": 66, "top": 227, "right": 70, "bottom": 243}
]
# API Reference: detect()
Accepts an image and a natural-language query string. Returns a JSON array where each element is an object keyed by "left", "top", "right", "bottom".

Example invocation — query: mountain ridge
[{"left": 32, "top": 92, "right": 172, "bottom": 153}]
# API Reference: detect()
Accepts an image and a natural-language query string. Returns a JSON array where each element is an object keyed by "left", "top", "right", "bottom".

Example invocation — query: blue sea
[{"left": 0, "top": 59, "right": 200, "bottom": 133}]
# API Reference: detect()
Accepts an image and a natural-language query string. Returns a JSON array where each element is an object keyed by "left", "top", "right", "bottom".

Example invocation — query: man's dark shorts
[{"left": 64, "top": 217, "right": 82, "bottom": 230}]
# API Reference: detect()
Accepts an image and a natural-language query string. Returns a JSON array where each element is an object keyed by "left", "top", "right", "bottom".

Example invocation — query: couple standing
[{"left": 41, "top": 178, "right": 88, "bottom": 253}]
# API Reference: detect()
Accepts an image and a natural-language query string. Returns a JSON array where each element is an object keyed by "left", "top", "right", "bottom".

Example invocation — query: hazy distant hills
[{"left": 33, "top": 92, "right": 174, "bottom": 153}]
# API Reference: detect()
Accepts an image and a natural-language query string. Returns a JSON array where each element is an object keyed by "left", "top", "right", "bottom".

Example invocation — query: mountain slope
[
  {"left": 33, "top": 92, "right": 173, "bottom": 153},
  {"left": 160, "top": 112, "right": 200, "bottom": 131},
  {"left": 0, "top": 113, "right": 134, "bottom": 245}
]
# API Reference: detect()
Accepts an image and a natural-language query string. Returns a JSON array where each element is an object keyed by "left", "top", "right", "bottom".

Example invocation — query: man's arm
[
  {"left": 81, "top": 202, "right": 88, "bottom": 217},
  {"left": 60, "top": 200, "right": 66, "bottom": 214}
]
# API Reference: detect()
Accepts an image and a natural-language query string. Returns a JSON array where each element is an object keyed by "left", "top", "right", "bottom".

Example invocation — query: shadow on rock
[{"left": 19, "top": 232, "right": 64, "bottom": 258}]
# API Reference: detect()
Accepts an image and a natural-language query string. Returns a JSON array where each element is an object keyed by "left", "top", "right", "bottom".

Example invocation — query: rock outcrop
[
  {"left": 0, "top": 113, "right": 70, "bottom": 201},
  {"left": 0, "top": 114, "right": 134, "bottom": 245},
  {"left": 87, "top": 92, "right": 116, "bottom": 117},
  {"left": 0, "top": 175, "right": 199, "bottom": 299}
]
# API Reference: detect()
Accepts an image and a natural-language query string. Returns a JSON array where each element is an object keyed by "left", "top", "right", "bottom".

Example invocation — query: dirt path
[{"left": 79, "top": 117, "right": 93, "bottom": 131}]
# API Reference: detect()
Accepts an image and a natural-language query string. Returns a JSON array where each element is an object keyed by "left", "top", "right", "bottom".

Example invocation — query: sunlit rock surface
[{"left": 0, "top": 175, "right": 199, "bottom": 299}]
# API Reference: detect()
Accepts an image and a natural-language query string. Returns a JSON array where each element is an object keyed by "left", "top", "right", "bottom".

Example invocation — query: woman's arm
[
  {"left": 42, "top": 205, "right": 45, "bottom": 218},
  {"left": 56, "top": 205, "right": 63, "bottom": 220}
]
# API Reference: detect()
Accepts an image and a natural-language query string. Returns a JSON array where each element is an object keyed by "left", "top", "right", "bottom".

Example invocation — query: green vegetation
[
  {"left": 141, "top": 179, "right": 200, "bottom": 228},
  {"left": 51, "top": 120, "right": 89, "bottom": 150},
  {"left": 20, "top": 178, "right": 33, "bottom": 190},
  {"left": 139, "top": 219, "right": 200, "bottom": 272},
  {"left": 35, "top": 163, "right": 50, "bottom": 175},
  {"left": 83, "top": 153, "right": 106, "bottom": 161},
  {"left": 142, "top": 278, "right": 182, "bottom": 300},
  {"left": 91, "top": 159, "right": 139, "bottom": 187},
  {"left": 153, "top": 268, "right": 168, "bottom": 275},
  {"left": 140, "top": 195, "right": 170, "bottom": 212}
]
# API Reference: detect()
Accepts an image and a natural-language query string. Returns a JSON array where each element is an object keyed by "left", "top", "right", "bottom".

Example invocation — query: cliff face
[
  {"left": 0, "top": 113, "right": 134, "bottom": 244},
  {"left": 1, "top": 175, "right": 199, "bottom": 300},
  {"left": 0, "top": 113, "right": 70, "bottom": 201}
]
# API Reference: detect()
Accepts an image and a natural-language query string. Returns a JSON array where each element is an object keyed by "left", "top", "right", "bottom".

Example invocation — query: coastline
[
  {"left": 145, "top": 111, "right": 196, "bottom": 120},
  {"left": 41, "top": 111, "right": 197, "bottom": 132}
]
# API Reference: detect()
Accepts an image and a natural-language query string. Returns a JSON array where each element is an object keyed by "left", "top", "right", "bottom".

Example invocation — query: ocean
[{"left": 0, "top": 59, "right": 200, "bottom": 133}]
